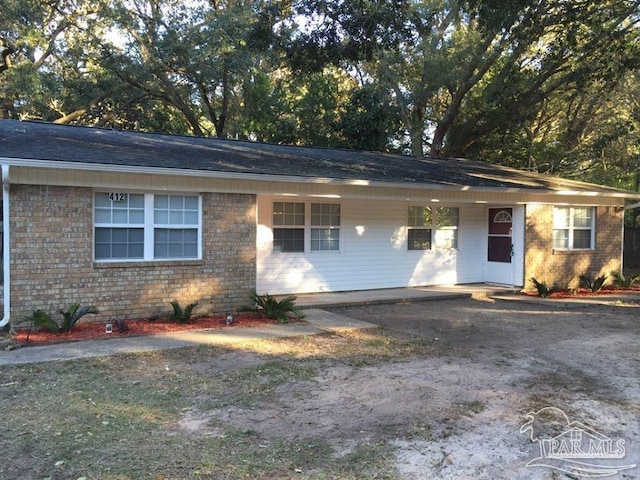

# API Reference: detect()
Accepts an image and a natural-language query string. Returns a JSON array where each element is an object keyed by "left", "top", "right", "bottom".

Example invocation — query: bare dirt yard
[{"left": 1, "top": 294, "right": 638, "bottom": 479}]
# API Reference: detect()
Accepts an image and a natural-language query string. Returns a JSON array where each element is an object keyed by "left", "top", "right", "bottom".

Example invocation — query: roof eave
[{"left": 1, "top": 157, "right": 639, "bottom": 200}]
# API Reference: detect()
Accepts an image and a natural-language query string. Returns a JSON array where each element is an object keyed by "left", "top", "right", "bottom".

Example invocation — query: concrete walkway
[
  {"left": 0, "top": 309, "right": 376, "bottom": 366},
  {"left": 0, "top": 285, "right": 517, "bottom": 366}
]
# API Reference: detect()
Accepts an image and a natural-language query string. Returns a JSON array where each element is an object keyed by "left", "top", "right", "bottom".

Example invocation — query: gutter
[{"left": 0, "top": 165, "right": 9, "bottom": 327}]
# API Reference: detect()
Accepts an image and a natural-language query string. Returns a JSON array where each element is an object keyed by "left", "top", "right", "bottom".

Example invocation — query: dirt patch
[
  {"left": 2, "top": 295, "right": 639, "bottom": 479},
  {"left": 180, "top": 296, "right": 640, "bottom": 479}
]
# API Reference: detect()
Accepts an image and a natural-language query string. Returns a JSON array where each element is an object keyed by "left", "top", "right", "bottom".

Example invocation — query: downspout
[{"left": 0, "top": 165, "right": 9, "bottom": 327}]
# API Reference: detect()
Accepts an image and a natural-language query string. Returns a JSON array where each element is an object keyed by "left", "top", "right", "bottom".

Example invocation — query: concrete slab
[{"left": 301, "top": 308, "right": 377, "bottom": 332}]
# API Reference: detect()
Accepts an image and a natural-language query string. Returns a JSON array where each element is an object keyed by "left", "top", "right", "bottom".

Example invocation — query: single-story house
[{"left": 0, "top": 119, "right": 638, "bottom": 324}]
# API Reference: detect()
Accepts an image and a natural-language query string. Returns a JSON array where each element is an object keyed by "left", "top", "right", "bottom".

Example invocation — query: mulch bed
[
  {"left": 12, "top": 313, "right": 295, "bottom": 346},
  {"left": 523, "top": 286, "right": 640, "bottom": 299}
]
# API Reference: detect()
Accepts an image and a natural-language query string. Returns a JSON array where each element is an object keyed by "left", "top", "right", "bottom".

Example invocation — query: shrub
[
  {"left": 529, "top": 278, "right": 557, "bottom": 298},
  {"left": 18, "top": 304, "right": 99, "bottom": 334},
  {"left": 249, "top": 290, "right": 305, "bottom": 323},
  {"left": 20, "top": 309, "right": 59, "bottom": 333},
  {"left": 59, "top": 304, "right": 100, "bottom": 333},
  {"left": 168, "top": 300, "right": 198, "bottom": 324},
  {"left": 610, "top": 271, "right": 640, "bottom": 289},
  {"left": 579, "top": 273, "right": 607, "bottom": 293}
]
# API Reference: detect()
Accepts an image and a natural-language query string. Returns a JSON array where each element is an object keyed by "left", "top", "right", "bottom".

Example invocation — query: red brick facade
[
  {"left": 524, "top": 204, "right": 623, "bottom": 290},
  {"left": 9, "top": 185, "right": 256, "bottom": 321}
]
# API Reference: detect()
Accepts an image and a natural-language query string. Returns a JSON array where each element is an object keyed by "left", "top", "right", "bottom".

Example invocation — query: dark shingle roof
[{"left": 0, "top": 119, "right": 634, "bottom": 196}]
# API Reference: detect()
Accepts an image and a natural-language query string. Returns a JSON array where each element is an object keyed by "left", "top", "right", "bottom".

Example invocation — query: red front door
[{"left": 488, "top": 208, "right": 512, "bottom": 263}]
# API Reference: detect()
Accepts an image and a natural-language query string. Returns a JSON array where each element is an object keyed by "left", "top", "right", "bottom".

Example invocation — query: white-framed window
[
  {"left": 408, "top": 206, "right": 432, "bottom": 250},
  {"left": 407, "top": 206, "right": 459, "bottom": 250},
  {"left": 435, "top": 207, "right": 459, "bottom": 249},
  {"left": 553, "top": 206, "right": 594, "bottom": 250},
  {"left": 94, "top": 192, "right": 201, "bottom": 261},
  {"left": 273, "top": 201, "right": 305, "bottom": 252},
  {"left": 272, "top": 201, "right": 341, "bottom": 253},
  {"left": 311, "top": 203, "right": 340, "bottom": 251}
]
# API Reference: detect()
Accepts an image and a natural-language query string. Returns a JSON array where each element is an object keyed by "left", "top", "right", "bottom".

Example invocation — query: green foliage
[
  {"left": 610, "top": 271, "right": 640, "bottom": 289},
  {"left": 21, "top": 309, "right": 59, "bottom": 333},
  {"left": 58, "top": 303, "right": 99, "bottom": 333},
  {"left": 249, "top": 290, "right": 305, "bottom": 323},
  {"left": 18, "top": 304, "right": 99, "bottom": 333},
  {"left": 168, "top": 300, "right": 198, "bottom": 324},
  {"left": 529, "top": 278, "right": 558, "bottom": 298},
  {"left": 579, "top": 273, "right": 608, "bottom": 293}
]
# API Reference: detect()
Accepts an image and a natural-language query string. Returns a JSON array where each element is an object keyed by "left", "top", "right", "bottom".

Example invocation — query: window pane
[
  {"left": 113, "top": 209, "right": 128, "bottom": 223},
  {"left": 573, "top": 230, "right": 592, "bottom": 249},
  {"left": 273, "top": 228, "right": 304, "bottom": 252},
  {"left": 435, "top": 229, "right": 458, "bottom": 249},
  {"left": 184, "top": 211, "right": 198, "bottom": 225},
  {"left": 95, "top": 228, "right": 144, "bottom": 260},
  {"left": 95, "top": 209, "right": 111, "bottom": 223},
  {"left": 553, "top": 207, "right": 570, "bottom": 228},
  {"left": 408, "top": 229, "right": 432, "bottom": 250},
  {"left": 436, "top": 207, "right": 459, "bottom": 227},
  {"left": 154, "top": 228, "right": 198, "bottom": 259},
  {"left": 311, "top": 203, "right": 340, "bottom": 227},
  {"left": 95, "top": 193, "right": 111, "bottom": 207},
  {"left": 169, "top": 210, "right": 183, "bottom": 224},
  {"left": 129, "top": 194, "right": 144, "bottom": 208},
  {"left": 553, "top": 229, "right": 569, "bottom": 249},
  {"left": 573, "top": 208, "right": 592, "bottom": 228},
  {"left": 311, "top": 228, "right": 339, "bottom": 251},
  {"left": 408, "top": 206, "right": 431, "bottom": 227},
  {"left": 155, "top": 195, "right": 169, "bottom": 209},
  {"left": 273, "top": 202, "right": 304, "bottom": 226},
  {"left": 155, "top": 210, "right": 169, "bottom": 224},
  {"left": 185, "top": 196, "right": 199, "bottom": 209}
]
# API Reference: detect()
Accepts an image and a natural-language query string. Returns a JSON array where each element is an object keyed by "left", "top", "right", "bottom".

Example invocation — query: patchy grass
[{"left": 0, "top": 331, "right": 421, "bottom": 480}]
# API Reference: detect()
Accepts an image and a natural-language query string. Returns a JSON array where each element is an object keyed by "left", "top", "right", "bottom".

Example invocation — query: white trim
[{"left": 93, "top": 191, "right": 202, "bottom": 262}]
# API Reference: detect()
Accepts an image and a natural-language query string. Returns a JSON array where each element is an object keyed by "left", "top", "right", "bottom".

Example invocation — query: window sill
[
  {"left": 93, "top": 259, "right": 204, "bottom": 269},
  {"left": 552, "top": 249, "right": 595, "bottom": 255}
]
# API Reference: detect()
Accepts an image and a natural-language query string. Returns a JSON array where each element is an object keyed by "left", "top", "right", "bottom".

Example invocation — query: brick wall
[
  {"left": 524, "top": 204, "right": 622, "bottom": 290},
  {"left": 9, "top": 185, "right": 256, "bottom": 322}
]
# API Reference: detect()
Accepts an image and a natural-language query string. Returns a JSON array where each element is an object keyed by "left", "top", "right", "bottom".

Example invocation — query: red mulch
[
  {"left": 523, "top": 286, "right": 640, "bottom": 299},
  {"left": 13, "top": 313, "right": 293, "bottom": 346}
]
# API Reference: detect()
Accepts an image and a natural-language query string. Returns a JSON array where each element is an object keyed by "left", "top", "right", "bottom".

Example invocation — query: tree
[{"left": 277, "top": 0, "right": 640, "bottom": 158}]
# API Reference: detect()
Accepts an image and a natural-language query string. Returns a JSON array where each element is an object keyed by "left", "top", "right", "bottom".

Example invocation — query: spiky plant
[
  {"left": 529, "top": 278, "right": 557, "bottom": 298},
  {"left": 579, "top": 273, "right": 608, "bottom": 293},
  {"left": 58, "top": 304, "right": 99, "bottom": 333},
  {"left": 249, "top": 290, "right": 305, "bottom": 323},
  {"left": 168, "top": 300, "right": 198, "bottom": 324}
]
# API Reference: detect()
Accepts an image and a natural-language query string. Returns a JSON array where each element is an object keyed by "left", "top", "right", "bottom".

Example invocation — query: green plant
[
  {"left": 168, "top": 300, "right": 198, "bottom": 324},
  {"left": 22, "top": 309, "right": 59, "bottom": 333},
  {"left": 529, "top": 278, "right": 557, "bottom": 298},
  {"left": 610, "top": 271, "right": 640, "bottom": 288},
  {"left": 579, "top": 273, "right": 608, "bottom": 292},
  {"left": 249, "top": 290, "right": 305, "bottom": 323},
  {"left": 59, "top": 303, "right": 99, "bottom": 333}
]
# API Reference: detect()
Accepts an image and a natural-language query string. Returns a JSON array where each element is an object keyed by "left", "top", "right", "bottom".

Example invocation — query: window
[
  {"left": 408, "top": 206, "right": 432, "bottom": 250},
  {"left": 435, "top": 207, "right": 459, "bottom": 249},
  {"left": 273, "top": 202, "right": 305, "bottom": 252},
  {"left": 272, "top": 201, "right": 341, "bottom": 252},
  {"left": 311, "top": 203, "right": 340, "bottom": 251},
  {"left": 553, "top": 207, "right": 594, "bottom": 250},
  {"left": 94, "top": 192, "right": 201, "bottom": 261},
  {"left": 407, "top": 206, "right": 459, "bottom": 250}
]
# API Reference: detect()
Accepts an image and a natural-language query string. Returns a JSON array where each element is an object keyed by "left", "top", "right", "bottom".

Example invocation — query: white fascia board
[{"left": 1, "top": 156, "right": 639, "bottom": 200}]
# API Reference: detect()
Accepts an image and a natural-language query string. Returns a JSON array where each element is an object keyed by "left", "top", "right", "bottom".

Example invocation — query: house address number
[{"left": 109, "top": 192, "right": 125, "bottom": 202}]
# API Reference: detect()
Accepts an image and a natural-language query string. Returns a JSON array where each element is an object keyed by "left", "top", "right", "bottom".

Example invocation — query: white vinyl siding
[{"left": 257, "top": 197, "right": 485, "bottom": 294}]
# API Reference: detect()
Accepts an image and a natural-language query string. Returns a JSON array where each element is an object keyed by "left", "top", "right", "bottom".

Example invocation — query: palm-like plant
[{"left": 249, "top": 290, "right": 305, "bottom": 323}]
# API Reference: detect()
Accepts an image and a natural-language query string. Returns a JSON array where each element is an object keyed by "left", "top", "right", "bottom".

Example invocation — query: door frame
[{"left": 484, "top": 206, "right": 517, "bottom": 285}]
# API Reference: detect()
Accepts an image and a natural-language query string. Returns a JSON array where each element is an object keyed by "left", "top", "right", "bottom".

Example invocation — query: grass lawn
[{"left": 0, "top": 330, "right": 430, "bottom": 480}]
